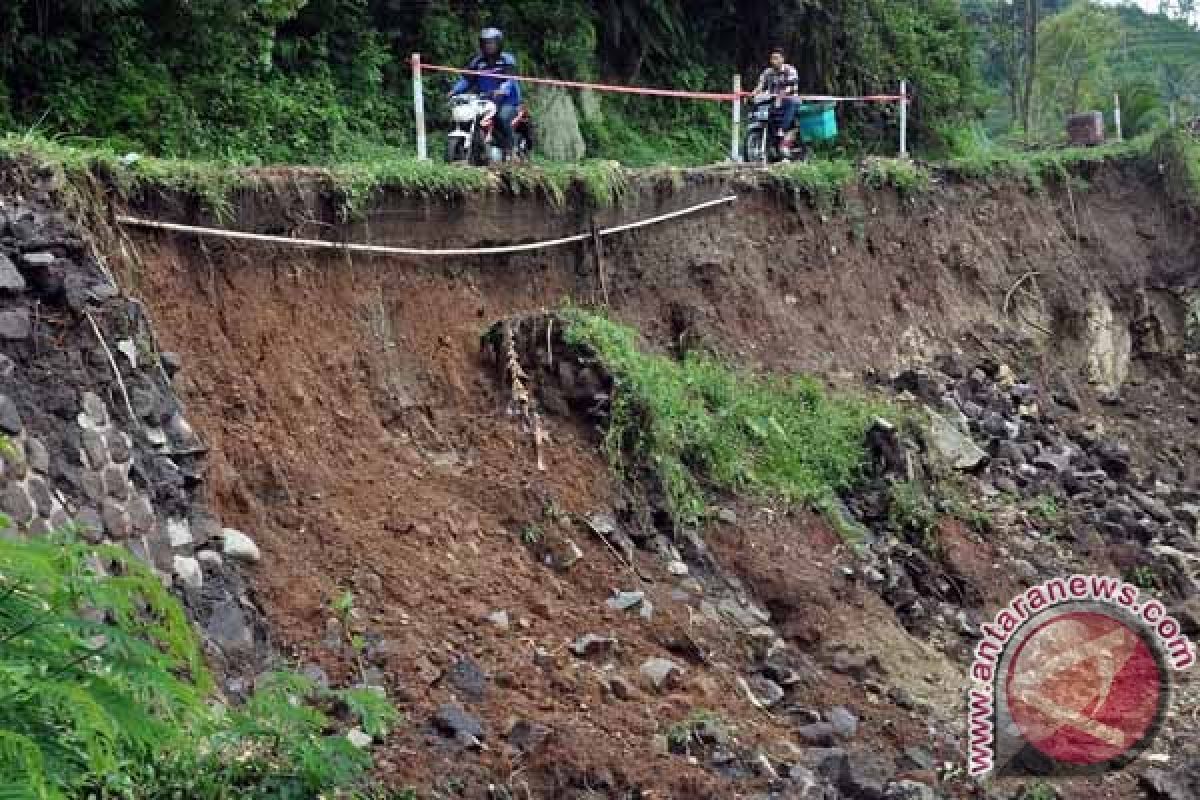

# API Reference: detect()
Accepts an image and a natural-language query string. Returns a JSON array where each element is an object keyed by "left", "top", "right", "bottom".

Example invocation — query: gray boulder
[
  {"left": 928, "top": 411, "right": 987, "bottom": 470},
  {"left": 529, "top": 87, "right": 586, "bottom": 162}
]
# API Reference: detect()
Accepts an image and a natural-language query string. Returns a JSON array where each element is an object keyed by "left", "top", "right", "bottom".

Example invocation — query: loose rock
[
  {"left": 0, "top": 395, "right": 22, "bottom": 435},
  {"left": 606, "top": 590, "right": 645, "bottom": 612},
  {"left": 742, "top": 675, "right": 784, "bottom": 708},
  {"left": 828, "top": 706, "right": 859, "bottom": 739},
  {"left": 884, "top": 780, "right": 937, "bottom": 800},
  {"left": 0, "top": 310, "right": 31, "bottom": 340},
  {"left": 433, "top": 704, "right": 485, "bottom": 744},
  {"left": 173, "top": 555, "right": 203, "bottom": 590},
  {"left": 840, "top": 752, "right": 892, "bottom": 800},
  {"left": 0, "top": 254, "right": 26, "bottom": 292},
  {"left": 928, "top": 411, "right": 987, "bottom": 470},
  {"left": 570, "top": 633, "right": 617, "bottom": 659},
  {"left": 446, "top": 656, "right": 488, "bottom": 702},
  {"left": 639, "top": 657, "right": 683, "bottom": 692},
  {"left": 221, "top": 528, "right": 261, "bottom": 563}
]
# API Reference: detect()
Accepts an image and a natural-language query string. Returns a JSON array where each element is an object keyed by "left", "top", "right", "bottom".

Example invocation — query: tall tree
[
  {"left": 1024, "top": 0, "right": 1040, "bottom": 136},
  {"left": 1036, "top": 1, "right": 1119, "bottom": 122}
]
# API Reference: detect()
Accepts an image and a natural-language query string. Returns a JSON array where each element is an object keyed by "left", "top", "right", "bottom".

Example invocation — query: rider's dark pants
[
  {"left": 775, "top": 97, "right": 798, "bottom": 137},
  {"left": 495, "top": 103, "right": 518, "bottom": 150}
]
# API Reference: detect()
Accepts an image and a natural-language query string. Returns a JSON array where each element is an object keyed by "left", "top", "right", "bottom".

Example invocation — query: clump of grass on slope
[
  {"left": 768, "top": 159, "right": 856, "bottom": 208},
  {"left": 564, "top": 311, "right": 888, "bottom": 527},
  {"left": 942, "top": 134, "right": 1154, "bottom": 191},
  {"left": 862, "top": 157, "right": 932, "bottom": 195}
]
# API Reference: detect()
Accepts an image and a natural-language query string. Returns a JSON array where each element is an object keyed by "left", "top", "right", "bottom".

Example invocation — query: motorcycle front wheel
[
  {"left": 744, "top": 129, "right": 766, "bottom": 164},
  {"left": 469, "top": 128, "right": 489, "bottom": 166},
  {"left": 446, "top": 137, "right": 468, "bottom": 163}
]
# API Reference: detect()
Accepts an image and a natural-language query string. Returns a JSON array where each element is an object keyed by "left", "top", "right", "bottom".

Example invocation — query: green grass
[
  {"left": 888, "top": 479, "right": 940, "bottom": 552},
  {"left": 862, "top": 157, "right": 933, "bottom": 195},
  {"left": 1029, "top": 493, "right": 1062, "bottom": 524},
  {"left": 1151, "top": 128, "right": 1200, "bottom": 208},
  {"left": 941, "top": 134, "right": 1155, "bottom": 191},
  {"left": 0, "top": 464, "right": 401, "bottom": 799},
  {"left": 767, "top": 159, "right": 857, "bottom": 208},
  {"left": 563, "top": 310, "right": 890, "bottom": 527},
  {"left": 0, "top": 131, "right": 631, "bottom": 220}
]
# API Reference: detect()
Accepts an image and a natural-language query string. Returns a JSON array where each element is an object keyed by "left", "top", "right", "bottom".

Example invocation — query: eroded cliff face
[
  {"left": 0, "top": 170, "right": 270, "bottom": 693},
  {"left": 3, "top": 154, "right": 1198, "bottom": 798}
]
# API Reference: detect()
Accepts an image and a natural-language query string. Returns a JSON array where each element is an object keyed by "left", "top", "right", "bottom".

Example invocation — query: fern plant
[
  {"left": 0, "top": 530, "right": 208, "bottom": 799},
  {"left": 0, "top": 440, "right": 400, "bottom": 800}
]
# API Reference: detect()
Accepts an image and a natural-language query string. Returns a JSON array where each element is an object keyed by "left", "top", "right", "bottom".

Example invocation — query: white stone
[
  {"left": 166, "top": 518, "right": 193, "bottom": 548},
  {"left": 486, "top": 610, "right": 510, "bottom": 629},
  {"left": 116, "top": 339, "right": 138, "bottom": 369},
  {"left": 197, "top": 550, "right": 224, "bottom": 570},
  {"left": 346, "top": 728, "right": 372, "bottom": 749},
  {"left": 172, "top": 556, "right": 203, "bottom": 590},
  {"left": 221, "top": 528, "right": 261, "bottom": 563},
  {"left": 667, "top": 560, "right": 689, "bottom": 577}
]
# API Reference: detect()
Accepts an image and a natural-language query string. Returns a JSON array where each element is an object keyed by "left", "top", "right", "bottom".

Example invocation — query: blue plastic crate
[{"left": 797, "top": 102, "right": 837, "bottom": 142}]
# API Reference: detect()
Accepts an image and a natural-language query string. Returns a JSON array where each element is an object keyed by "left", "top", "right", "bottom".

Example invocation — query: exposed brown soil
[{"left": 121, "top": 162, "right": 1197, "bottom": 798}]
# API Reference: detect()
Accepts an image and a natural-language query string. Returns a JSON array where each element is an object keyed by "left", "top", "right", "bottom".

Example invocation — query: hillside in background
[{"left": 966, "top": 1, "right": 1200, "bottom": 142}]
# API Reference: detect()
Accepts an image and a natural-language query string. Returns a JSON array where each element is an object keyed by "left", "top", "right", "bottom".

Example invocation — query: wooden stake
[{"left": 591, "top": 218, "right": 609, "bottom": 307}]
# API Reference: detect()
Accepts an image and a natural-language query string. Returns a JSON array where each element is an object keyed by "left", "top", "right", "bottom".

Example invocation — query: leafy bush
[
  {"left": 564, "top": 311, "right": 888, "bottom": 527},
  {"left": 0, "top": 486, "right": 399, "bottom": 799}
]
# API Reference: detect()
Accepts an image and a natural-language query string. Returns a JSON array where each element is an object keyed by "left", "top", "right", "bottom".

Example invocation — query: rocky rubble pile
[
  {"left": 0, "top": 185, "right": 268, "bottom": 689},
  {"left": 856, "top": 355, "right": 1200, "bottom": 630},
  {"left": 485, "top": 312, "right": 1199, "bottom": 797}
]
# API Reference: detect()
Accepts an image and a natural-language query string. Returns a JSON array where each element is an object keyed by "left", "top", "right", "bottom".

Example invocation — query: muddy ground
[{"left": 115, "top": 162, "right": 1198, "bottom": 798}]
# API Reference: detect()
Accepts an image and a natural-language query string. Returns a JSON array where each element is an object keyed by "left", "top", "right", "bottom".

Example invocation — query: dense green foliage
[
  {"left": 1, "top": 0, "right": 979, "bottom": 165},
  {"left": 967, "top": 1, "right": 1200, "bottom": 143},
  {"left": 564, "top": 311, "right": 889, "bottom": 527},
  {"left": 1153, "top": 127, "right": 1200, "bottom": 207},
  {"left": 0, "top": 487, "right": 399, "bottom": 798}
]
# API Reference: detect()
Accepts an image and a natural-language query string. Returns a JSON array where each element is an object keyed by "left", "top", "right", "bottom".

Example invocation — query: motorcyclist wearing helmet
[
  {"left": 450, "top": 27, "right": 521, "bottom": 154},
  {"left": 751, "top": 48, "right": 800, "bottom": 144}
]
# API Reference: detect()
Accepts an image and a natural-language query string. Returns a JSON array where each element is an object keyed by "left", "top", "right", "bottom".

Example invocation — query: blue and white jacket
[{"left": 451, "top": 52, "right": 521, "bottom": 106}]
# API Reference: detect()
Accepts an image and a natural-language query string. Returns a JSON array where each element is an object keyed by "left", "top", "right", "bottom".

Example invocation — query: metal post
[
  {"left": 1113, "top": 92, "right": 1123, "bottom": 142},
  {"left": 899, "top": 80, "right": 908, "bottom": 159},
  {"left": 413, "top": 53, "right": 428, "bottom": 161},
  {"left": 731, "top": 73, "right": 742, "bottom": 163}
]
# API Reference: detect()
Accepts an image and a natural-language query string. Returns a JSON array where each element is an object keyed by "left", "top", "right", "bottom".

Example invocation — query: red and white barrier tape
[{"left": 417, "top": 62, "right": 906, "bottom": 104}]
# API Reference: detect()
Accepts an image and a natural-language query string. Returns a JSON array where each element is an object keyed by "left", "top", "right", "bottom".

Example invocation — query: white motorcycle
[{"left": 445, "top": 93, "right": 532, "bottom": 166}]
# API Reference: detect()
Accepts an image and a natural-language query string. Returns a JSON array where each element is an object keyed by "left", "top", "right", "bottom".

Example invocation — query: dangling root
[{"left": 501, "top": 320, "right": 548, "bottom": 472}]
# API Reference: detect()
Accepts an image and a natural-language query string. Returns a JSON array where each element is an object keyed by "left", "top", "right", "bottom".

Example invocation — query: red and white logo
[
  {"left": 967, "top": 576, "right": 1194, "bottom": 778},
  {"left": 1004, "top": 610, "right": 1163, "bottom": 766}
]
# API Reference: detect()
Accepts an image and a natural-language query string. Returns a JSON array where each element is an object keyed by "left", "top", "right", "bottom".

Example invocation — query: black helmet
[{"left": 480, "top": 27, "right": 503, "bottom": 55}]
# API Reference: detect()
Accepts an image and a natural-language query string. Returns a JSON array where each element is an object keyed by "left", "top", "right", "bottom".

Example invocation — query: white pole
[
  {"left": 899, "top": 80, "right": 908, "bottom": 158},
  {"left": 1113, "top": 92, "right": 1123, "bottom": 142},
  {"left": 413, "top": 53, "right": 428, "bottom": 161},
  {"left": 732, "top": 73, "right": 742, "bottom": 162}
]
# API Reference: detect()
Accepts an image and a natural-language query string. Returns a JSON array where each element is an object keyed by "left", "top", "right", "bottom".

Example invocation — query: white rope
[{"left": 114, "top": 195, "right": 737, "bottom": 257}]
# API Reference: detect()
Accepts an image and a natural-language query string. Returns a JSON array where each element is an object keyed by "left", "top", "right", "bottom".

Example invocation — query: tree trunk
[{"left": 1023, "top": 0, "right": 1039, "bottom": 140}]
